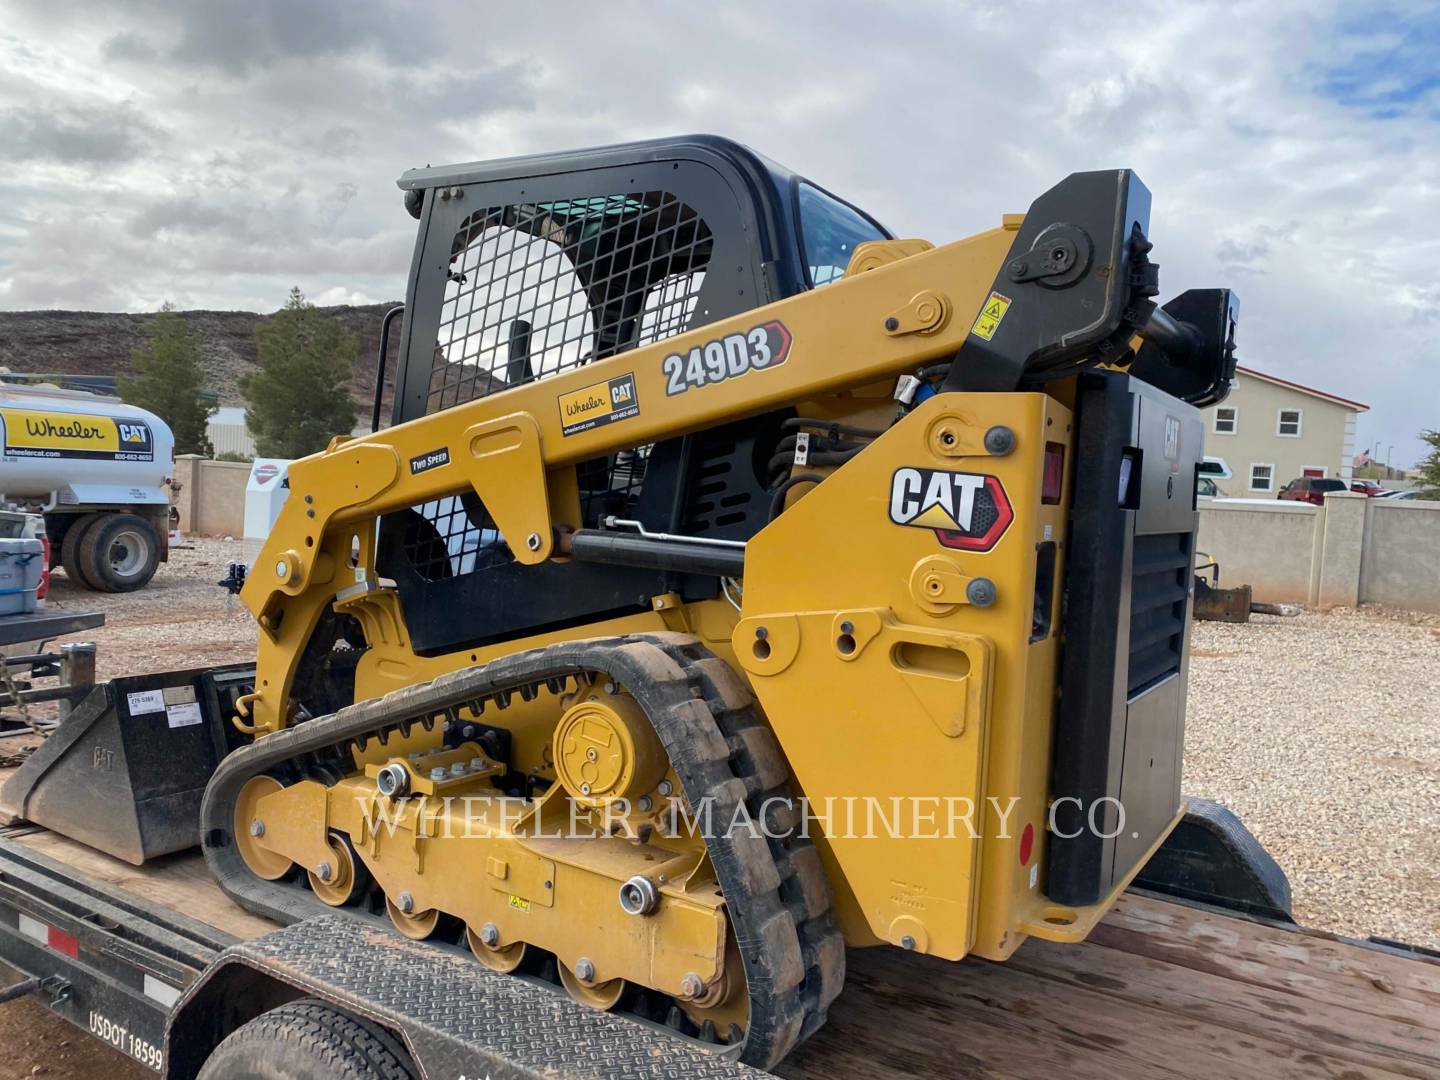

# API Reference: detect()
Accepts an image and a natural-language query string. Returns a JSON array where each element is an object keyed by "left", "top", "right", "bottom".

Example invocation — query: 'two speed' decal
[
  {"left": 662, "top": 320, "right": 791, "bottom": 395},
  {"left": 889, "top": 467, "right": 1014, "bottom": 552}
]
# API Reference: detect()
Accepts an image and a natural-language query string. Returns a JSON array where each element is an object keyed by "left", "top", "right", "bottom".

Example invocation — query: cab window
[{"left": 797, "top": 182, "right": 887, "bottom": 287}]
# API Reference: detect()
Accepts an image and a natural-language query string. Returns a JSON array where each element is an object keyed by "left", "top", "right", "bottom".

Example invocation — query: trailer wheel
[
  {"left": 197, "top": 999, "right": 416, "bottom": 1080},
  {"left": 58, "top": 513, "right": 102, "bottom": 589},
  {"left": 78, "top": 513, "right": 160, "bottom": 592}
]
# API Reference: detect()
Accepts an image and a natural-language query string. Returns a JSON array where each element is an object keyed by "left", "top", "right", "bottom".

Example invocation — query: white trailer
[{"left": 0, "top": 382, "right": 175, "bottom": 592}]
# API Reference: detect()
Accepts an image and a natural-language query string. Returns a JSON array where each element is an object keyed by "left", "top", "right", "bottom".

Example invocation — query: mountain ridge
[{"left": 0, "top": 303, "right": 405, "bottom": 409}]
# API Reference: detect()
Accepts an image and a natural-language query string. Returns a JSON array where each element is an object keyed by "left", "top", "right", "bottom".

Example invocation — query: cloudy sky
[{"left": 1, "top": 1, "right": 1435, "bottom": 464}]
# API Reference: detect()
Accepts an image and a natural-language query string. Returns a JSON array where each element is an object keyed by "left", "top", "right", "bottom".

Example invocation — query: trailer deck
[{"left": 3, "top": 824, "right": 1435, "bottom": 1079}]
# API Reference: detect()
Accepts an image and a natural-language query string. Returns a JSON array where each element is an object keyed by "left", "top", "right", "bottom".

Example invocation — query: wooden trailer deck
[{"left": 7, "top": 827, "right": 1437, "bottom": 1080}]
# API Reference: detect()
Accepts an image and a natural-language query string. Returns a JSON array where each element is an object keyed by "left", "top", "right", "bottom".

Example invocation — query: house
[{"left": 1200, "top": 367, "right": 1369, "bottom": 497}]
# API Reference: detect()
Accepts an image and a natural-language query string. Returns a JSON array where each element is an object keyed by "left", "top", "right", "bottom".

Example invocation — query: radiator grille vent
[{"left": 1127, "top": 531, "right": 1190, "bottom": 697}]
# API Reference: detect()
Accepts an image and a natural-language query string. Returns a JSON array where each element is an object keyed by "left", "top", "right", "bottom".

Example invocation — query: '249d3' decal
[{"left": 662, "top": 320, "right": 792, "bottom": 395}]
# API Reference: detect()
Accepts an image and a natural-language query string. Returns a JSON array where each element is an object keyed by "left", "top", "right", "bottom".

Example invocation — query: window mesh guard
[{"left": 402, "top": 190, "right": 712, "bottom": 583}]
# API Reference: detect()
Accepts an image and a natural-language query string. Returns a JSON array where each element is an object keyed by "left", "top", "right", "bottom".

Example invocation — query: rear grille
[{"left": 1127, "top": 531, "right": 1190, "bottom": 697}]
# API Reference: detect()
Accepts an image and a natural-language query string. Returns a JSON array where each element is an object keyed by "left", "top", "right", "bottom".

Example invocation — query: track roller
[
  {"left": 308, "top": 832, "right": 366, "bottom": 907},
  {"left": 558, "top": 960, "right": 627, "bottom": 1011},
  {"left": 385, "top": 895, "right": 441, "bottom": 939},
  {"left": 465, "top": 924, "right": 527, "bottom": 973}
]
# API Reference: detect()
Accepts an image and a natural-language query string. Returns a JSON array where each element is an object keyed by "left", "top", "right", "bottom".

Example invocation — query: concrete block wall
[
  {"left": 1196, "top": 492, "right": 1440, "bottom": 613},
  {"left": 173, "top": 455, "right": 250, "bottom": 538},
  {"left": 1360, "top": 497, "right": 1440, "bottom": 612},
  {"left": 1195, "top": 499, "right": 1319, "bottom": 603}
]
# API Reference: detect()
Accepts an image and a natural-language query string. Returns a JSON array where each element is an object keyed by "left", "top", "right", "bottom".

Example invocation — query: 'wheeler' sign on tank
[{"left": 0, "top": 408, "right": 154, "bottom": 462}]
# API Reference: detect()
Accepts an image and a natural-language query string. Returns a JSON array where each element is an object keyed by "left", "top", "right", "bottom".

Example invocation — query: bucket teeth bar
[{"left": 200, "top": 632, "right": 842, "bottom": 1070}]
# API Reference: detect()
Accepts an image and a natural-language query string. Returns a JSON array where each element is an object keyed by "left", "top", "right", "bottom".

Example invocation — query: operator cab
[{"left": 379, "top": 136, "right": 889, "bottom": 655}]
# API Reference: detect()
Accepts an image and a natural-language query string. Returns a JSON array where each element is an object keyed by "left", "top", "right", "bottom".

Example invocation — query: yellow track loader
[{"left": 201, "top": 136, "right": 1239, "bottom": 1069}]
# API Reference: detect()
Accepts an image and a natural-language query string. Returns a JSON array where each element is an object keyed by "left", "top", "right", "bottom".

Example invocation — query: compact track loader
[{"left": 199, "top": 136, "right": 1241, "bottom": 1069}]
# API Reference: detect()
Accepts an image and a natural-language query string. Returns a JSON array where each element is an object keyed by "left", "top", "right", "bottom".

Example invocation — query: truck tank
[
  {"left": 0, "top": 383, "right": 174, "bottom": 508},
  {"left": 1, "top": 381, "right": 176, "bottom": 593}
]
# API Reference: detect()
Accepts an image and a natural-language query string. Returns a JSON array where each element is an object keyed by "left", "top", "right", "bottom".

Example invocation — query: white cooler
[{"left": 0, "top": 538, "right": 44, "bottom": 616}]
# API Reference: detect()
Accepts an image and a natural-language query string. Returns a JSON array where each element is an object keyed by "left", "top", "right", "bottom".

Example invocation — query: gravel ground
[
  {"left": 38, "top": 536, "right": 258, "bottom": 680},
  {"left": 1186, "top": 605, "right": 1440, "bottom": 949}
]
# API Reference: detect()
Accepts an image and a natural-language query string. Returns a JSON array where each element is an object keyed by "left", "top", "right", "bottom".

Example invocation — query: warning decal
[
  {"left": 969, "top": 291, "right": 1012, "bottom": 342},
  {"left": 0, "top": 408, "right": 154, "bottom": 462}
]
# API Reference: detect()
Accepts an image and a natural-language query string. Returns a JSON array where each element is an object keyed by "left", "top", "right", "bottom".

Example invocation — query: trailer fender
[{"left": 164, "top": 913, "right": 765, "bottom": 1080}]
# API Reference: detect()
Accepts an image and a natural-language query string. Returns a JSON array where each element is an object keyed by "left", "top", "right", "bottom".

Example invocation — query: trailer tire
[
  {"left": 58, "top": 513, "right": 102, "bottom": 590},
  {"left": 77, "top": 512, "right": 160, "bottom": 592},
  {"left": 197, "top": 999, "right": 416, "bottom": 1080}
]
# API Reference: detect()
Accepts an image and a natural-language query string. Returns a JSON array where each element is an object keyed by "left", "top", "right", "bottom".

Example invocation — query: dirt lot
[
  {"left": 1186, "top": 603, "right": 1440, "bottom": 948},
  {"left": 0, "top": 542, "right": 1435, "bottom": 1076}
]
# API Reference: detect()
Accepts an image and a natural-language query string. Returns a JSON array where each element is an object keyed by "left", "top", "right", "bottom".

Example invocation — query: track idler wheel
[{"left": 233, "top": 775, "right": 293, "bottom": 881}]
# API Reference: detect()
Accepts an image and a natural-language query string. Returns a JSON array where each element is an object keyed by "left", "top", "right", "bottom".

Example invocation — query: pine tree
[
  {"left": 241, "top": 287, "right": 359, "bottom": 459},
  {"left": 1415, "top": 430, "right": 1440, "bottom": 499},
  {"left": 118, "top": 303, "right": 214, "bottom": 456}
]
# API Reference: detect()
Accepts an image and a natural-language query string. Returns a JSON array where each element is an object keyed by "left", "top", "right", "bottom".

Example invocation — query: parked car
[
  {"left": 1277, "top": 477, "right": 1349, "bottom": 505},
  {"left": 1380, "top": 489, "right": 1429, "bottom": 500},
  {"left": 1350, "top": 479, "right": 1389, "bottom": 497}
]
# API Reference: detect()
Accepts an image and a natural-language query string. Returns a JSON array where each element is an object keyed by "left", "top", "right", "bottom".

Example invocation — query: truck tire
[
  {"left": 58, "top": 513, "right": 102, "bottom": 590},
  {"left": 77, "top": 512, "right": 160, "bottom": 592},
  {"left": 197, "top": 999, "right": 416, "bottom": 1080}
]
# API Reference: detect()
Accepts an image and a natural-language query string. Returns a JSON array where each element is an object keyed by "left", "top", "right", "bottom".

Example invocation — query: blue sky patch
[{"left": 1317, "top": 9, "right": 1440, "bottom": 118}]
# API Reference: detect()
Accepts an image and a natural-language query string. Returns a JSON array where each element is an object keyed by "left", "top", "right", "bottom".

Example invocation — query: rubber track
[{"left": 200, "top": 632, "right": 844, "bottom": 1070}]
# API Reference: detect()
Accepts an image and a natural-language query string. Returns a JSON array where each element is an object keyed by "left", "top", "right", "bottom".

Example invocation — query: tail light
[{"left": 1042, "top": 441, "right": 1066, "bottom": 505}]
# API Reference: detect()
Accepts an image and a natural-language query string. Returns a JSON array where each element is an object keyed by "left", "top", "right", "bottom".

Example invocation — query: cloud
[
  {"left": 0, "top": 0, "right": 1435, "bottom": 464},
  {"left": 0, "top": 100, "right": 163, "bottom": 165},
  {"left": 101, "top": 0, "right": 434, "bottom": 76},
  {"left": 312, "top": 285, "right": 379, "bottom": 307}
]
